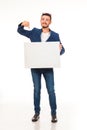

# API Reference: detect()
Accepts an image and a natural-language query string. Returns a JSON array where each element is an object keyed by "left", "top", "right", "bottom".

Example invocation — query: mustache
[{"left": 42, "top": 23, "right": 47, "bottom": 25}]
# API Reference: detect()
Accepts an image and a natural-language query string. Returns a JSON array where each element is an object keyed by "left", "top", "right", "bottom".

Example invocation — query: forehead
[{"left": 41, "top": 15, "right": 51, "bottom": 20}]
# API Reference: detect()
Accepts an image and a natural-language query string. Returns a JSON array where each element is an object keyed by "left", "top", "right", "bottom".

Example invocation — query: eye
[{"left": 41, "top": 18, "right": 45, "bottom": 21}]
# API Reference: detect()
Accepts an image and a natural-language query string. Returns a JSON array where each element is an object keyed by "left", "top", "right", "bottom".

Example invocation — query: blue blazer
[{"left": 17, "top": 24, "right": 65, "bottom": 55}]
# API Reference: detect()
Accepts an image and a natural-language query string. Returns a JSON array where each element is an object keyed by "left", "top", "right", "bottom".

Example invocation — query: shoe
[
  {"left": 32, "top": 114, "right": 39, "bottom": 122},
  {"left": 51, "top": 115, "right": 57, "bottom": 123}
]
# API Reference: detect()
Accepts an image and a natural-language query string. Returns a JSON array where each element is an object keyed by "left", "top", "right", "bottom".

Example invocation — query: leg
[
  {"left": 43, "top": 69, "right": 57, "bottom": 116},
  {"left": 31, "top": 69, "right": 41, "bottom": 115}
]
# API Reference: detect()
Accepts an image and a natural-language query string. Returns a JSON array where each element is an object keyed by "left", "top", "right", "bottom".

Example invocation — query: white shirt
[{"left": 41, "top": 32, "right": 50, "bottom": 42}]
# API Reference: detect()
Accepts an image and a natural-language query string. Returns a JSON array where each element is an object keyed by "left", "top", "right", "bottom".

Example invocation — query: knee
[{"left": 47, "top": 87, "right": 55, "bottom": 95}]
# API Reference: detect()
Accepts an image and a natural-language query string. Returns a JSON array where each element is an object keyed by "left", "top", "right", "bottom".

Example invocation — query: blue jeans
[{"left": 31, "top": 68, "right": 57, "bottom": 116}]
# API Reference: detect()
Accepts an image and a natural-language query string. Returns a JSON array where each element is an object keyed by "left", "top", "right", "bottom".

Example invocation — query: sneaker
[
  {"left": 51, "top": 115, "right": 57, "bottom": 123},
  {"left": 32, "top": 114, "right": 39, "bottom": 122}
]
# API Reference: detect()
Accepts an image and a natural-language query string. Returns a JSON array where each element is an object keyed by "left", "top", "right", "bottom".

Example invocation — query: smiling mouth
[
  {"left": 42, "top": 24, "right": 48, "bottom": 27},
  {"left": 42, "top": 23, "right": 47, "bottom": 25}
]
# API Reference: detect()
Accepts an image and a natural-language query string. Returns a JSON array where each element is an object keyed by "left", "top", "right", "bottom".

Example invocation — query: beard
[
  {"left": 41, "top": 23, "right": 49, "bottom": 28},
  {"left": 42, "top": 25, "right": 49, "bottom": 28}
]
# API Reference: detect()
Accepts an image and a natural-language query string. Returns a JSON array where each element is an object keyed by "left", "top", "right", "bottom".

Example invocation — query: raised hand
[{"left": 21, "top": 21, "right": 30, "bottom": 28}]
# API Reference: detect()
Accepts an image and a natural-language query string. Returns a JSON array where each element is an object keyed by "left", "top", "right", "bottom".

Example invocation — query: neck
[{"left": 42, "top": 28, "right": 50, "bottom": 33}]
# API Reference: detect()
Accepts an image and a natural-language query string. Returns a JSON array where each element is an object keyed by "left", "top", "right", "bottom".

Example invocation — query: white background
[{"left": 0, "top": 0, "right": 87, "bottom": 130}]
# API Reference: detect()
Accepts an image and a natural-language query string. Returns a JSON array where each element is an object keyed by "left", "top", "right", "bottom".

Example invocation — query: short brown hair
[{"left": 41, "top": 13, "right": 52, "bottom": 20}]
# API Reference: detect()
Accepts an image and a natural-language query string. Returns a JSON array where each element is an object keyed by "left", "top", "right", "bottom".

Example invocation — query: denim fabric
[{"left": 31, "top": 68, "right": 57, "bottom": 115}]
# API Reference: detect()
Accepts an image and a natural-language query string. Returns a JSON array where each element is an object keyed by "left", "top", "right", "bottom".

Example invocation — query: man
[{"left": 17, "top": 13, "right": 65, "bottom": 123}]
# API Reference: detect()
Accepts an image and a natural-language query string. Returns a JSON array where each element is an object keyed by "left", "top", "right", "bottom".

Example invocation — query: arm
[
  {"left": 17, "top": 21, "right": 32, "bottom": 38},
  {"left": 59, "top": 43, "right": 65, "bottom": 55},
  {"left": 58, "top": 34, "right": 65, "bottom": 55}
]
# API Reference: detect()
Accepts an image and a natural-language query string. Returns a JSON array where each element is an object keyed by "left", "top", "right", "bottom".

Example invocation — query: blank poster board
[{"left": 24, "top": 42, "right": 60, "bottom": 68}]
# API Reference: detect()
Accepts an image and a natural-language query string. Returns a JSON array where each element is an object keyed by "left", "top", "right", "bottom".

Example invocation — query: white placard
[{"left": 24, "top": 42, "right": 60, "bottom": 68}]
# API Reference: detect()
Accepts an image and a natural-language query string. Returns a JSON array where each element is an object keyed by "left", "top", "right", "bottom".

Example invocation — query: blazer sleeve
[
  {"left": 58, "top": 34, "right": 65, "bottom": 55},
  {"left": 60, "top": 44, "right": 65, "bottom": 55},
  {"left": 60, "top": 46, "right": 65, "bottom": 55},
  {"left": 17, "top": 23, "right": 33, "bottom": 38}
]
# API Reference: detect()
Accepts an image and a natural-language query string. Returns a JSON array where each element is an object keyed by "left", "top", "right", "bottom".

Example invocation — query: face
[{"left": 40, "top": 15, "right": 51, "bottom": 28}]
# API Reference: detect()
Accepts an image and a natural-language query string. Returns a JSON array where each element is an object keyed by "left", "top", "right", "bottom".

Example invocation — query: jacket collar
[{"left": 39, "top": 28, "right": 52, "bottom": 42}]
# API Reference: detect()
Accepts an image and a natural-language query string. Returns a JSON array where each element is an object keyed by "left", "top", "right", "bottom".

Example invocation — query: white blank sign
[{"left": 24, "top": 42, "right": 60, "bottom": 68}]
